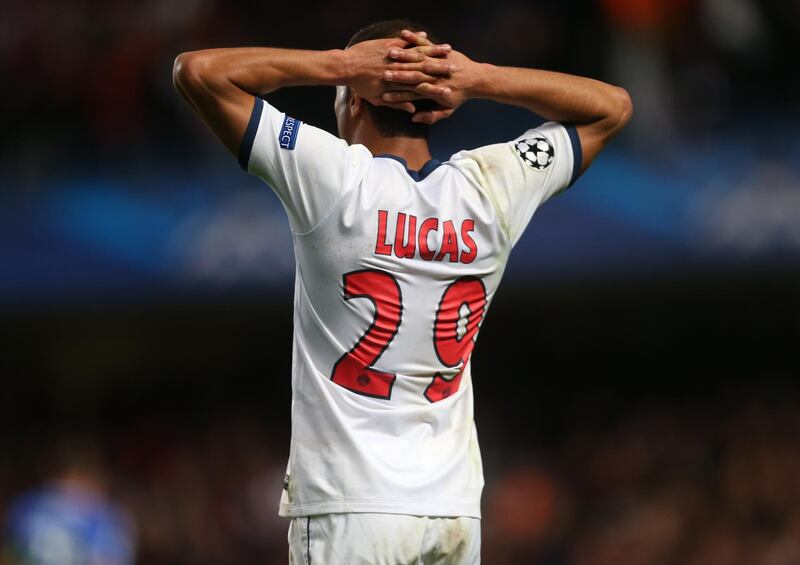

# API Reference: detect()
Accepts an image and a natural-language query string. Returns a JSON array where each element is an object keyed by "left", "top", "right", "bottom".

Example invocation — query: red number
[
  {"left": 331, "top": 270, "right": 403, "bottom": 399},
  {"left": 425, "top": 277, "right": 487, "bottom": 402},
  {"left": 331, "top": 272, "right": 487, "bottom": 402}
]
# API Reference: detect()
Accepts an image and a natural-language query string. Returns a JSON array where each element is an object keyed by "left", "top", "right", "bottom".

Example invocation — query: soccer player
[{"left": 173, "top": 20, "right": 631, "bottom": 564}]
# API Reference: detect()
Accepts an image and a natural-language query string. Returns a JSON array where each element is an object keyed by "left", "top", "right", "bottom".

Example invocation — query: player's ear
[{"left": 349, "top": 92, "right": 363, "bottom": 118}]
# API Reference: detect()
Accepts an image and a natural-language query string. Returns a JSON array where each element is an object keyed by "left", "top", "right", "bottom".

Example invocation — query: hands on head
[{"left": 344, "top": 29, "right": 475, "bottom": 125}]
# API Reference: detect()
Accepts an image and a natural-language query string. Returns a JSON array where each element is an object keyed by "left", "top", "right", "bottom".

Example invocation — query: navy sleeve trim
[
  {"left": 565, "top": 124, "right": 583, "bottom": 186},
  {"left": 238, "top": 97, "right": 264, "bottom": 170}
]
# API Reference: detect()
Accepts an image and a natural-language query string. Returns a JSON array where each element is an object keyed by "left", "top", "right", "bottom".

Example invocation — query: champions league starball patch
[{"left": 515, "top": 137, "right": 555, "bottom": 170}]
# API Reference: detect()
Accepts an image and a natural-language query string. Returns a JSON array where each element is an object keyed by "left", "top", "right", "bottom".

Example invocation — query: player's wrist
[
  {"left": 463, "top": 62, "right": 498, "bottom": 101},
  {"left": 326, "top": 49, "right": 352, "bottom": 85}
]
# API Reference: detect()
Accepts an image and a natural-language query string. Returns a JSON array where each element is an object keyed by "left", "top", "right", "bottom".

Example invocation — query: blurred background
[{"left": 1, "top": 0, "right": 800, "bottom": 563}]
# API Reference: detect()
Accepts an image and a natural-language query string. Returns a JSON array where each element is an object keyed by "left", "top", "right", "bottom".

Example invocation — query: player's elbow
[
  {"left": 608, "top": 86, "right": 633, "bottom": 130},
  {"left": 173, "top": 51, "right": 232, "bottom": 103},
  {"left": 173, "top": 51, "right": 203, "bottom": 92},
  {"left": 594, "top": 86, "right": 632, "bottom": 145},
  {"left": 173, "top": 51, "right": 223, "bottom": 97}
]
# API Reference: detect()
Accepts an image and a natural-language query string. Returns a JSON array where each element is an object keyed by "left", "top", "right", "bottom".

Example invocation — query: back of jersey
[{"left": 241, "top": 98, "right": 580, "bottom": 518}]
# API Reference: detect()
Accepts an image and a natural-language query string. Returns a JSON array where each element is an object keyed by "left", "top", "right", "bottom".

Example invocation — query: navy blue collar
[{"left": 375, "top": 154, "right": 441, "bottom": 181}]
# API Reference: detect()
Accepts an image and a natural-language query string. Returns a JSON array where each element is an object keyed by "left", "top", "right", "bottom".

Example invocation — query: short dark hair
[{"left": 346, "top": 19, "right": 439, "bottom": 139}]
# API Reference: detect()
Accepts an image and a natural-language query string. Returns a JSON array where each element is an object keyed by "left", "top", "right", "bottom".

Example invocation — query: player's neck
[{"left": 355, "top": 133, "right": 433, "bottom": 171}]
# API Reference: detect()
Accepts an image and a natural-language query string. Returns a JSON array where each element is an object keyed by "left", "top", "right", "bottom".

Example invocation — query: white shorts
[{"left": 287, "top": 513, "right": 481, "bottom": 565}]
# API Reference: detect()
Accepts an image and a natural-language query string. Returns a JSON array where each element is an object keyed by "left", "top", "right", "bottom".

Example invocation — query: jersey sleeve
[
  {"left": 239, "top": 97, "right": 368, "bottom": 234},
  {"left": 450, "top": 122, "right": 582, "bottom": 246}
]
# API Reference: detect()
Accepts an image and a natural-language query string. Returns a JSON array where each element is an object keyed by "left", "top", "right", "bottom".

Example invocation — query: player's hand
[
  {"left": 342, "top": 37, "right": 452, "bottom": 113},
  {"left": 383, "top": 30, "right": 479, "bottom": 124}
]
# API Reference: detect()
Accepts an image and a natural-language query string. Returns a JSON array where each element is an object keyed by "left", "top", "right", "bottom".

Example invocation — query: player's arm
[
  {"left": 172, "top": 41, "right": 453, "bottom": 158},
  {"left": 383, "top": 31, "right": 632, "bottom": 174}
]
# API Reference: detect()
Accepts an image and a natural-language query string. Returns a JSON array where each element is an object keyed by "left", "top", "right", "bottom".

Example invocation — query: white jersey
[{"left": 241, "top": 97, "right": 581, "bottom": 519}]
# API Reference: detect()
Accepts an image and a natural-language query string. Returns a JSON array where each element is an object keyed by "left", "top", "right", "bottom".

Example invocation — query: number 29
[{"left": 331, "top": 270, "right": 487, "bottom": 403}]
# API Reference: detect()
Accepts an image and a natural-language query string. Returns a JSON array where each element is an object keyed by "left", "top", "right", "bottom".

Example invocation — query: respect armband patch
[{"left": 278, "top": 115, "right": 302, "bottom": 150}]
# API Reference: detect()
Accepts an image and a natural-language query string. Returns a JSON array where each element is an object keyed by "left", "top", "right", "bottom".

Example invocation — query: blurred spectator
[{"left": 2, "top": 438, "right": 135, "bottom": 565}]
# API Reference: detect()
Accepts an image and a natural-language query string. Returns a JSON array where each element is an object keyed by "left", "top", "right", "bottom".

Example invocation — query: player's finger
[
  {"left": 397, "top": 102, "right": 417, "bottom": 113},
  {"left": 411, "top": 108, "right": 454, "bottom": 124},
  {"left": 384, "top": 70, "right": 441, "bottom": 84},
  {"left": 382, "top": 91, "right": 426, "bottom": 103},
  {"left": 421, "top": 44, "right": 452, "bottom": 57},
  {"left": 400, "top": 29, "right": 434, "bottom": 47},
  {"left": 384, "top": 82, "right": 454, "bottom": 105},
  {"left": 409, "top": 82, "right": 453, "bottom": 101},
  {"left": 388, "top": 44, "right": 451, "bottom": 62},
  {"left": 379, "top": 100, "right": 417, "bottom": 113},
  {"left": 421, "top": 60, "right": 454, "bottom": 76},
  {"left": 410, "top": 44, "right": 451, "bottom": 60},
  {"left": 388, "top": 48, "right": 424, "bottom": 63},
  {"left": 411, "top": 111, "right": 434, "bottom": 124},
  {"left": 387, "top": 60, "right": 453, "bottom": 77}
]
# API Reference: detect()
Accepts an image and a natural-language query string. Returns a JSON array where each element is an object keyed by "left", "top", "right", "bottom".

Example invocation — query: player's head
[{"left": 336, "top": 19, "right": 438, "bottom": 143}]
